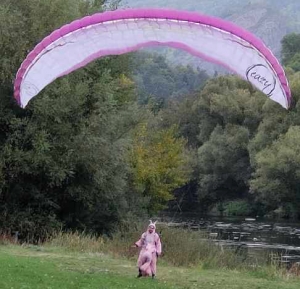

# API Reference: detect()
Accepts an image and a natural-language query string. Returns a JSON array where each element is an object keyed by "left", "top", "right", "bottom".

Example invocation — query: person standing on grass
[{"left": 132, "top": 220, "right": 162, "bottom": 279}]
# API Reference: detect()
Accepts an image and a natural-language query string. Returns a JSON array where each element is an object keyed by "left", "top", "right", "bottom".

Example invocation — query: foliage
[
  {"left": 223, "top": 200, "right": 253, "bottom": 216},
  {"left": 190, "top": 77, "right": 263, "bottom": 211},
  {"left": 0, "top": 0, "right": 146, "bottom": 240},
  {"left": 197, "top": 124, "right": 251, "bottom": 205},
  {"left": 0, "top": 0, "right": 203, "bottom": 240},
  {"left": 132, "top": 52, "right": 209, "bottom": 109},
  {"left": 47, "top": 230, "right": 104, "bottom": 252},
  {"left": 0, "top": 0, "right": 106, "bottom": 87},
  {"left": 282, "top": 33, "right": 300, "bottom": 69},
  {"left": 156, "top": 63, "right": 300, "bottom": 218},
  {"left": 48, "top": 225, "right": 269, "bottom": 270},
  {"left": 248, "top": 69, "right": 300, "bottom": 217},
  {"left": 130, "top": 122, "right": 192, "bottom": 213},
  {"left": 250, "top": 126, "right": 300, "bottom": 218},
  {"left": 0, "top": 63, "right": 139, "bottom": 239},
  {"left": 157, "top": 93, "right": 203, "bottom": 148},
  {"left": 3, "top": 0, "right": 300, "bottom": 244}
]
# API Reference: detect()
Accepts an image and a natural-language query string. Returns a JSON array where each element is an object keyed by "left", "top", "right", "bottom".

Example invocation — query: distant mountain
[{"left": 121, "top": 0, "right": 300, "bottom": 74}]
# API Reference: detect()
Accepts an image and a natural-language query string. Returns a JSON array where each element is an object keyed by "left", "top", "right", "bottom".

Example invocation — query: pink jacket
[
  {"left": 135, "top": 231, "right": 162, "bottom": 255},
  {"left": 135, "top": 230, "right": 162, "bottom": 276}
]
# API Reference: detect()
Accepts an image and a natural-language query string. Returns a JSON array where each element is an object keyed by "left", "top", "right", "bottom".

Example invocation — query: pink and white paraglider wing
[{"left": 14, "top": 9, "right": 291, "bottom": 109}]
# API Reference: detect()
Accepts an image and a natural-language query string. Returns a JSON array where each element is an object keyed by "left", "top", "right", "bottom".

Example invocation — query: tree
[
  {"left": 0, "top": 0, "right": 106, "bottom": 87},
  {"left": 281, "top": 33, "right": 300, "bottom": 70},
  {"left": 0, "top": 0, "right": 144, "bottom": 239},
  {"left": 130, "top": 122, "right": 192, "bottom": 213},
  {"left": 197, "top": 124, "right": 251, "bottom": 209},
  {"left": 156, "top": 75, "right": 269, "bottom": 213},
  {"left": 250, "top": 126, "right": 300, "bottom": 219},
  {"left": 158, "top": 93, "right": 203, "bottom": 148},
  {"left": 131, "top": 52, "right": 209, "bottom": 107}
]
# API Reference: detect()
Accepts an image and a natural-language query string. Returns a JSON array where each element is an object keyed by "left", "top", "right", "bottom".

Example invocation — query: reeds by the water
[
  {"left": 46, "top": 230, "right": 105, "bottom": 253},
  {"left": 1, "top": 223, "right": 297, "bottom": 277}
]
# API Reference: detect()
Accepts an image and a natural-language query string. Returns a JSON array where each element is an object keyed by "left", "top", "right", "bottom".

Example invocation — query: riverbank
[
  {"left": 1, "top": 244, "right": 300, "bottom": 289},
  {"left": 158, "top": 213, "right": 300, "bottom": 265}
]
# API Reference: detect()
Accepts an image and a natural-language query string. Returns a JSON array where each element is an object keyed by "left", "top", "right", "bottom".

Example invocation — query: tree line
[
  {"left": 166, "top": 33, "right": 300, "bottom": 219},
  {"left": 1, "top": 0, "right": 300, "bottom": 241}
]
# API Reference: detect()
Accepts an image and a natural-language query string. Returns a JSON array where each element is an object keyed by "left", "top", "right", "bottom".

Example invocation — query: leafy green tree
[
  {"left": 157, "top": 75, "right": 269, "bottom": 213},
  {"left": 197, "top": 124, "right": 251, "bottom": 209},
  {"left": 193, "top": 76, "right": 264, "bottom": 208},
  {"left": 131, "top": 52, "right": 208, "bottom": 107},
  {"left": 157, "top": 92, "right": 203, "bottom": 148},
  {"left": 248, "top": 69, "right": 300, "bottom": 166},
  {"left": 286, "top": 53, "right": 300, "bottom": 72},
  {"left": 281, "top": 33, "right": 300, "bottom": 69},
  {"left": 0, "top": 0, "right": 145, "bottom": 239},
  {"left": 0, "top": 0, "right": 106, "bottom": 87},
  {"left": 0, "top": 58, "right": 142, "bottom": 236},
  {"left": 248, "top": 69, "right": 300, "bottom": 218},
  {"left": 194, "top": 76, "right": 265, "bottom": 144},
  {"left": 250, "top": 126, "right": 300, "bottom": 218}
]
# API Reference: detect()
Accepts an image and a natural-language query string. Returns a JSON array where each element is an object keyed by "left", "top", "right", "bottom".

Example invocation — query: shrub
[
  {"left": 223, "top": 200, "right": 253, "bottom": 216},
  {"left": 46, "top": 231, "right": 104, "bottom": 253}
]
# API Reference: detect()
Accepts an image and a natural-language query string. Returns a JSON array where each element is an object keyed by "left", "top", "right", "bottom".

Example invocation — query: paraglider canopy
[{"left": 14, "top": 8, "right": 291, "bottom": 109}]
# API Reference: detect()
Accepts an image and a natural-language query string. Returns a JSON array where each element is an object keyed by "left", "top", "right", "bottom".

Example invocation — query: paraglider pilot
[{"left": 132, "top": 220, "right": 162, "bottom": 278}]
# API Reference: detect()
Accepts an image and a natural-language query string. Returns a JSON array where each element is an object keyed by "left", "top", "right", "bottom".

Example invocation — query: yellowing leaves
[{"left": 130, "top": 123, "right": 191, "bottom": 212}]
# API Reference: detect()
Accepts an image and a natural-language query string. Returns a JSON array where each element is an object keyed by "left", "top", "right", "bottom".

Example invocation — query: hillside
[{"left": 122, "top": 0, "right": 300, "bottom": 73}]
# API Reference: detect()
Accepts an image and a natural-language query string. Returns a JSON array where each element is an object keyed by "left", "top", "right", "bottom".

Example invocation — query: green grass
[
  {"left": 0, "top": 245, "right": 175, "bottom": 289},
  {"left": 0, "top": 245, "right": 300, "bottom": 289}
]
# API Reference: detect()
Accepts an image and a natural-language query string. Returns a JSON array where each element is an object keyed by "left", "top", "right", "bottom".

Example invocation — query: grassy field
[{"left": 1, "top": 244, "right": 300, "bottom": 289}]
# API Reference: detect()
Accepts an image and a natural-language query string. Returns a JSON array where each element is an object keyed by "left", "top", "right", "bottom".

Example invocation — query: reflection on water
[{"left": 159, "top": 213, "right": 300, "bottom": 266}]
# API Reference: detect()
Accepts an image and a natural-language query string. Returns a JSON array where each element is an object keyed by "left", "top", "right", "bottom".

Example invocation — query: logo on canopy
[{"left": 246, "top": 64, "right": 276, "bottom": 97}]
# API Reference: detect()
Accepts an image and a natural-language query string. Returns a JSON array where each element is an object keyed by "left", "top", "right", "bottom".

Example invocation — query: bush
[
  {"left": 93, "top": 223, "right": 257, "bottom": 269},
  {"left": 44, "top": 223, "right": 286, "bottom": 274},
  {"left": 46, "top": 231, "right": 104, "bottom": 253},
  {"left": 0, "top": 232, "right": 15, "bottom": 245},
  {"left": 223, "top": 200, "right": 253, "bottom": 216}
]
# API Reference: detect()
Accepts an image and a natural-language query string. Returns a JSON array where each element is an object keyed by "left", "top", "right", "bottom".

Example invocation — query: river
[{"left": 158, "top": 213, "right": 300, "bottom": 266}]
